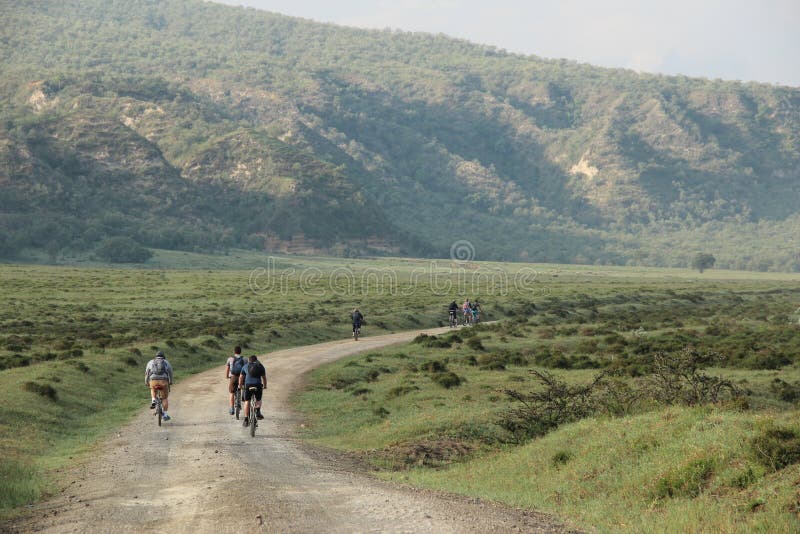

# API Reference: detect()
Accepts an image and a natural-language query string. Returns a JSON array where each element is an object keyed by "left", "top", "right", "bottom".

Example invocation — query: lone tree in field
[{"left": 691, "top": 253, "right": 716, "bottom": 273}]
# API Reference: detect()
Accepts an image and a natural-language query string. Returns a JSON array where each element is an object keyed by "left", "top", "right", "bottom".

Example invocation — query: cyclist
[
  {"left": 351, "top": 308, "right": 364, "bottom": 340},
  {"left": 225, "top": 346, "right": 246, "bottom": 415},
  {"left": 238, "top": 355, "right": 267, "bottom": 426},
  {"left": 462, "top": 298, "right": 472, "bottom": 325},
  {"left": 448, "top": 300, "right": 459, "bottom": 327},
  {"left": 472, "top": 299, "right": 482, "bottom": 323},
  {"left": 145, "top": 350, "right": 174, "bottom": 421}
]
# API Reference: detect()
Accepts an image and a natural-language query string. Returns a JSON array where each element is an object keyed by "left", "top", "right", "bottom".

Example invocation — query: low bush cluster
[
  {"left": 22, "top": 381, "right": 58, "bottom": 400},
  {"left": 751, "top": 425, "right": 800, "bottom": 471},
  {"left": 500, "top": 349, "right": 746, "bottom": 442}
]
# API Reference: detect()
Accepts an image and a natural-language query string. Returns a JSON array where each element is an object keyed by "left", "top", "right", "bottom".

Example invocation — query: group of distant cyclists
[
  {"left": 144, "top": 301, "right": 482, "bottom": 422},
  {"left": 449, "top": 298, "right": 481, "bottom": 326}
]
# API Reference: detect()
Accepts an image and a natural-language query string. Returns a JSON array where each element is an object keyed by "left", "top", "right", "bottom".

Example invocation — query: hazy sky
[{"left": 214, "top": 0, "right": 800, "bottom": 87}]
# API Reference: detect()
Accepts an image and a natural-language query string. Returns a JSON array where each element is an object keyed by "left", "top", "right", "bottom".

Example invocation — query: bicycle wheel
[
  {"left": 157, "top": 398, "right": 163, "bottom": 427},
  {"left": 235, "top": 389, "right": 241, "bottom": 420},
  {"left": 249, "top": 409, "right": 256, "bottom": 437}
]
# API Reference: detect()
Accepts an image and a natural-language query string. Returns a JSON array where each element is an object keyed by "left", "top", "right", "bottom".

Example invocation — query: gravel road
[{"left": 8, "top": 329, "right": 577, "bottom": 533}]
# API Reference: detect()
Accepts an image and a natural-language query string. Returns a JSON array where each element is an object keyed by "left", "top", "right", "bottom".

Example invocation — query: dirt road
[{"left": 10, "top": 329, "right": 575, "bottom": 533}]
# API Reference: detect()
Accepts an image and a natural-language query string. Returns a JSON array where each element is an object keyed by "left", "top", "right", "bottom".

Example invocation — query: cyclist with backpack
[
  {"left": 238, "top": 355, "right": 267, "bottom": 426},
  {"left": 226, "top": 346, "right": 246, "bottom": 415},
  {"left": 351, "top": 308, "right": 364, "bottom": 340},
  {"left": 462, "top": 298, "right": 472, "bottom": 325},
  {"left": 145, "top": 350, "right": 174, "bottom": 421},
  {"left": 471, "top": 299, "right": 481, "bottom": 324},
  {"left": 448, "top": 300, "right": 459, "bottom": 327}
]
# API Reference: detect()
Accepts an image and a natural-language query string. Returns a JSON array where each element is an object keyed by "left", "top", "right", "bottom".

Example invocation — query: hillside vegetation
[{"left": 1, "top": 0, "right": 799, "bottom": 269}]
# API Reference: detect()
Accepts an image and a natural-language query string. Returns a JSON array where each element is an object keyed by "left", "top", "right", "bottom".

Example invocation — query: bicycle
[
  {"left": 233, "top": 384, "right": 242, "bottom": 420},
  {"left": 153, "top": 385, "right": 165, "bottom": 426},
  {"left": 247, "top": 386, "right": 259, "bottom": 437}
]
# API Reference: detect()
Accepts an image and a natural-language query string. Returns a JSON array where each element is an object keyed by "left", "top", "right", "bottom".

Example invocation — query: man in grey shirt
[{"left": 145, "top": 350, "right": 174, "bottom": 421}]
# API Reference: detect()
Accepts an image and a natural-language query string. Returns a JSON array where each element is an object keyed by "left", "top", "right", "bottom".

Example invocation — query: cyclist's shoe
[
  {"left": 162, "top": 414, "right": 171, "bottom": 421},
  {"left": 150, "top": 401, "right": 156, "bottom": 409},
  {"left": 243, "top": 419, "right": 249, "bottom": 427},
  {"left": 256, "top": 412, "right": 264, "bottom": 420},
  {"left": 229, "top": 407, "right": 235, "bottom": 415}
]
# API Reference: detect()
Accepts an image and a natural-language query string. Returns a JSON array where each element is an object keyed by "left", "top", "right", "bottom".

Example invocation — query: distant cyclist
[
  {"left": 145, "top": 350, "right": 174, "bottom": 421},
  {"left": 462, "top": 299, "right": 472, "bottom": 325},
  {"left": 448, "top": 300, "right": 459, "bottom": 327},
  {"left": 351, "top": 308, "right": 364, "bottom": 340},
  {"left": 472, "top": 299, "right": 482, "bottom": 323},
  {"left": 226, "top": 346, "right": 246, "bottom": 415},
  {"left": 239, "top": 355, "right": 267, "bottom": 426}
]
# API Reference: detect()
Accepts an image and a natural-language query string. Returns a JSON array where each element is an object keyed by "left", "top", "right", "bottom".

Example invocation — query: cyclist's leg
[
  {"left": 229, "top": 376, "right": 236, "bottom": 408},
  {"left": 243, "top": 387, "right": 251, "bottom": 418},
  {"left": 150, "top": 380, "right": 168, "bottom": 409},
  {"left": 161, "top": 383, "right": 169, "bottom": 412},
  {"left": 254, "top": 386, "right": 264, "bottom": 418}
]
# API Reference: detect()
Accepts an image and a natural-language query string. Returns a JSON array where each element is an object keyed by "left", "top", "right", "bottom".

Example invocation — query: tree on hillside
[
  {"left": 691, "top": 253, "right": 716, "bottom": 273},
  {"left": 95, "top": 237, "right": 153, "bottom": 263}
]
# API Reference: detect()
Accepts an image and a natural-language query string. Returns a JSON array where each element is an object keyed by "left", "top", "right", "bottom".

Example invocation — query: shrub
[
  {"left": 412, "top": 334, "right": 453, "bottom": 348},
  {"left": 499, "top": 370, "right": 607, "bottom": 442},
  {"left": 476, "top": 353, "right": 506, "bottom": 370},
  {"left": 741, "top": 348, "right": 791, "bottom": 370},
  {"left": 421, "top": 360, "right": 448, "bottom": 373},
  {"left": 431, "top": 371, "right": 462, "bottom": 389},
  {"left": 66, "top": 360, "right": 90, "bottom": 373},
  {"left": 653, "top": 458, "right": 715, "bottom": 499},
  {"left": 551, "top": 450, "right": 573, "bottom": 467},
  {"left": 770, "top": 378, "right": 800, "bottom": 403},
  {"left": 727, "top": 465, "right": 759, "bottom": 489},
  {"left": 642, "top": 349, "right": 744, "bottom": 406},
  {"left": 386, "top": 385, "right": 419, "bottom": 398},
  {"left": 23, "top": 381, "right": 58, "bottom": 400},
  {"left": 95, "top": 237, "right": 152, "bottom": 263},
  {"left": 201, "top": 339, "right": 221, "bottom": 350},
  {"left": 373, "top": 406, "right": 390, "bottom": 418},
  {"left": 751, "top": 425, "right": 800, "bottom": 471},
  {"left": 465, "top": 337, "right": 485, "bottom": 351}
]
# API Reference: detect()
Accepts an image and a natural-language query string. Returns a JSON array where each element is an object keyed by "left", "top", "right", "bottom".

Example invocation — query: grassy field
[
  {"left": 0, "top": 249, "right": 535, "bottom": 517},
  {"left": 2, "top": 251, "right": 800, "bottom": 529},
  {"left": 292, "top": 269, "right": 800, "bottom": 532}
]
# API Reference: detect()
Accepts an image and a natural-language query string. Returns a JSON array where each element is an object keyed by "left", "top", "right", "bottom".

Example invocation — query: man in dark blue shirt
[{"left": 238, "top": 355, "right": 267, "bottom": 426}]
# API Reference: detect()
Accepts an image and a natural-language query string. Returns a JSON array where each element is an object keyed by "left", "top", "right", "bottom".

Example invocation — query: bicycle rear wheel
[
  {"left": 235, "top": 390, "right": 241, "bottom": 420},
  {"left": 249, "top": 409, "right": 256, "bottom": 437},
  {"left": 157, "top": 399, "right": 163, "bottom": 427}
]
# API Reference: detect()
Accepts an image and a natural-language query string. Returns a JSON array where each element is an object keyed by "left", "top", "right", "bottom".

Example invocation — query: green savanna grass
[
  {"left": 295, "top": 344, "right": 800, "bottom": 532},
  {"left": 1, "top": 252, "right": 799, "bottom": 523},
  {"left": 394, "top": 408, "right": 800, "bottom": 533},
  {"left": 293, "top": 268, "right": 800, "bottom": 532}
]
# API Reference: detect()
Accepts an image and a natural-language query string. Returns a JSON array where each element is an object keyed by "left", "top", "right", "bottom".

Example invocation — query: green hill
[{"left": 1, "top": 0, "right": 798, "bottom": 269}]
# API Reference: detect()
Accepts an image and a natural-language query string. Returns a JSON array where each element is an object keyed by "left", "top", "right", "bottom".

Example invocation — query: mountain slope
[{"left": 0, "top": 0, "right": 798, "bottom": 269}]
